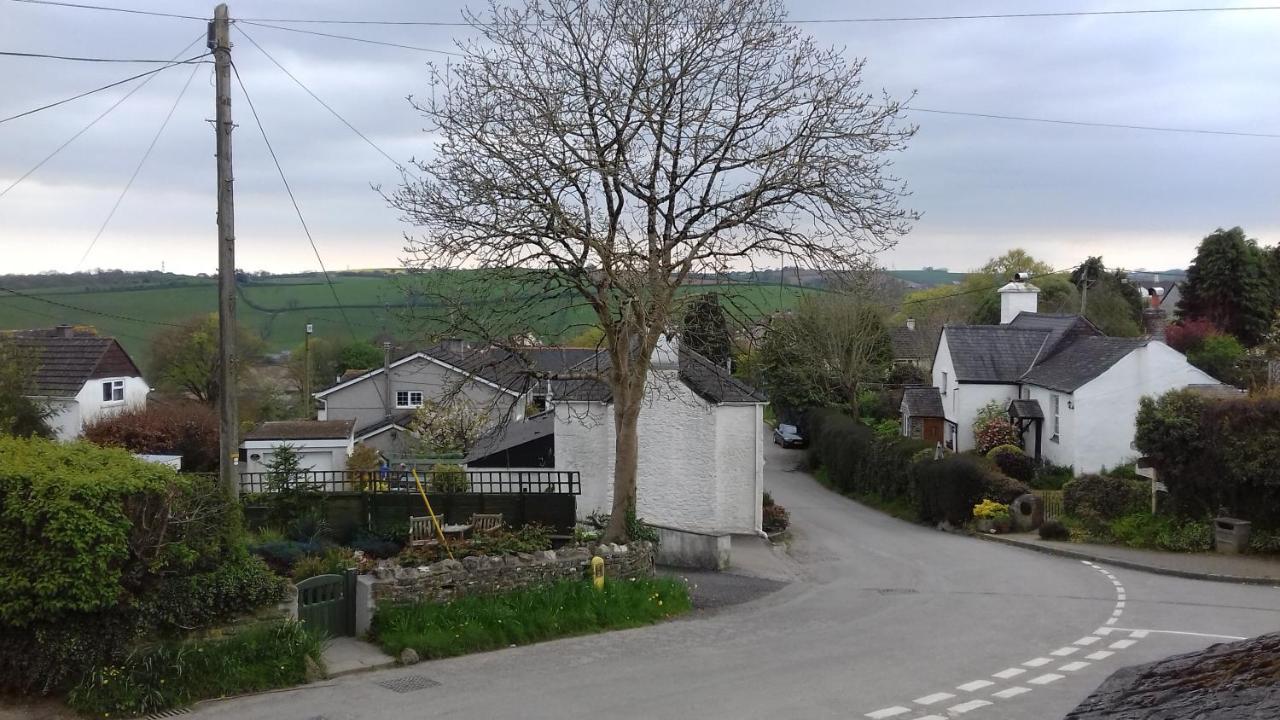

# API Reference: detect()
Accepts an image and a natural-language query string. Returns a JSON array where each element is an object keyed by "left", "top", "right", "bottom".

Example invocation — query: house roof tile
[
  {"left": 944, "top": 325, "right": 1051, "bottom": 383},
  {"left": 244, "top": 419, "right": 355, "bottom": 441},
  {"left": 901, "top": 386, "right": 945, "bottom": 418},
  {"left": 1020, "top": 337, "right": 1149, "bottom": 392},
  {"left": 6, "top": 330, "right": 141, "bottom": 397}
]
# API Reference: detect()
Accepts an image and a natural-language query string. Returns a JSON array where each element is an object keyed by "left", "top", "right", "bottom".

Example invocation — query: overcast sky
[{"left": 1, "top": 0, "right": 1277, "bottom": 276}]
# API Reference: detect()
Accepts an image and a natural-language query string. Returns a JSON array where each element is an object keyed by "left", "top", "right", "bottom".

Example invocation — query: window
[
  {"left": 1051, "top": 394, "right": 1061, "bottom": 443},
  {"left": 940, "top": 371, "right": 948, "bottom": 395},
  {"left": 101, "top": 379, "right": 124, "bottom": 402},
  {"left": 396, "top": 390, "right": 424, "bottom": 408}
]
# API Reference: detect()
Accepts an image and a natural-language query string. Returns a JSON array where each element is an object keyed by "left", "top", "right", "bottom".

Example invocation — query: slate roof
[
  {"left": 901, "top": 387, "right": 945, "bottom": 418},
  {"left": 465, "top": 411, "right": 554, "bottom": 462},
  {"left": 889, "top": 326, "right": 936, "bottom": 361},
  {"left": 7, "top": 332, "right": 142, "bottom": 397},
  {"left": 943, "top": 325, "right": 1052, "bottom": 383},
  {"left": 1020, "top": 337, "right": 1149, "bottom": 392},
  {"left": 354, "top": 410, "right": 416, "bottom": 439},
  {"left": 1006, "top": 312, "right": 1103, "bottom": 358},
  {"left": 1008, "top": 398, "right": 1044, "bottom": 420},
  {"left": 552, "top": 347, "right": 767, "bottom": 404},
  {"left": 244, "top": 419, "right": 355, "bottom": 441}
]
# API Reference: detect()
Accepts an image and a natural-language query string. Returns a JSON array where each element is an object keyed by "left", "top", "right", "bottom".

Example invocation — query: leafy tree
[
  {"left": 337, "top": 342, "right": 382, "bottom": 375},
  {"left": 760, "top": 294, "right": 891, "bottom": 412},
  {"left": 563, "top": 326, "right": 604, "bottom": 349},
  {"left": 1165, "top": 317, "right": 1220, "bottom": 354},
  {"left": 980, "top": 248, "right": 1055, "bottom": 278},
  {"left": 82, "top": 401, "right": 219, "bottom": 471},
  {"left": 0, "top": 338, "right": 52, "bottom": 438},
  {"left": 149, "top": 314, "right": 263, "bottom": 403},
  {"left": 1177, "top": 227, "right": 1274, "bottom": 346},
  {"left": 681, "top": 293, "right": 733, "bottom": 367},
  {"left": 1186, "top": 333, "right": 1245, "bottom": 384},
  {"left": 410, "top": 398, "right": 490, "bottom": 455},
  {"left": 391, "top": 0, "right": 916, "bottom": 540}
]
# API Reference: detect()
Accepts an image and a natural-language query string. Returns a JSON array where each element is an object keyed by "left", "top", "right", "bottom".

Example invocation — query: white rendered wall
[
  {"left": 555, "top": 370, "right": 765, "bottom": 535},
  {"left": 46, "top": 376, "right": 149, "bottom": 440},
  {"left": 241, "top": 439, "right": 353, "bottom": 474},
  {"left": 1068, "top": 342, "right": 1220, "bottom": 474},
  {"left": 1021, "top": 384, "right": 1074, "bottom": 469},
  {"left": 46, "top": 399, "right": 82, "bottom": 441}
]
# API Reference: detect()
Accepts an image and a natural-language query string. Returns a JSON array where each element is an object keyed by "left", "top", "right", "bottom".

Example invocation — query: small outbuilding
[
  {"left": 900, "top": 386, "right": 947, "bottom": 445},
  {"left": 240, "top": 419, "right": 356, "bottom": 473}
]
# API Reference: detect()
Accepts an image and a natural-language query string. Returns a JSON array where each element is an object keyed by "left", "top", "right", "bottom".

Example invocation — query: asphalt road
[{"left": 189, "top": 438, "right": 1280, "bottom": 720}]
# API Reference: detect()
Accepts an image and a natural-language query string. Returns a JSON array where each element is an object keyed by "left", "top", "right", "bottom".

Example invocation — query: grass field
[{"left": 0, "top": 272, "right": 808, "bottom": 367}]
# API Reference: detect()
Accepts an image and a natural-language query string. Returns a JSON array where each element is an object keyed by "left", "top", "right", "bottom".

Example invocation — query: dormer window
[{"left": 102, "top": 379, "right": 124, "bottom": 402}]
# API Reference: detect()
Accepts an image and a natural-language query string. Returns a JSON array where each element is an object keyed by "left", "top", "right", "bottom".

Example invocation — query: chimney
[
  {"left": 997, "top": 276, "right": 1040, "bottom": 324},
  {"left": 905, "top": 317, "right": 916, "bottom": 331},
  {"left": 56, "top": 324, "right": 74, "bottom": 338},
  {"left": 1143, "top": 308, "right": 1166, "bottom": 341}
]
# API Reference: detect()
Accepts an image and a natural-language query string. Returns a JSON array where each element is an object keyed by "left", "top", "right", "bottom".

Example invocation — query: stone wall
[{"left": 356, "top": 542, "right": 654, "bottom": 634}]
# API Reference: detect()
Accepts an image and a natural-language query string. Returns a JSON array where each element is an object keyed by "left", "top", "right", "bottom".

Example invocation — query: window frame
[
  {"left": 395, "top": 390, "right": 424, "bottom": 408},
  {"left": 940, "top": 371, "right": 948, "bottom": 395},
  {"left": 101, "top": 379, "right": 125, "bottom": 403}
]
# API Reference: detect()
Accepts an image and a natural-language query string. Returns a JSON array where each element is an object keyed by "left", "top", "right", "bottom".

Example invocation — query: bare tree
[{"left": 392, "top": 0, "right": 916, "bottom": 541}]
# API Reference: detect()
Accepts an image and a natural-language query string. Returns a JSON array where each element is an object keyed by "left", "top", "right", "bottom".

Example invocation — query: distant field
[{"left": 0, "top": 273, "right": 808, "bottom": 368}]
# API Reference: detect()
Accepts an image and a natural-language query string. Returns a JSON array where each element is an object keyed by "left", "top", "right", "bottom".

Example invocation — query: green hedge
[
  {"left": 1136, "top": 389, "right": 1280, "bottom": 528},
  {"left": 0, "top": 437, "right": 283, "bottom": 695},
  {"left": 1063, "top": 474, "right": 1148, "bottom": 531}
]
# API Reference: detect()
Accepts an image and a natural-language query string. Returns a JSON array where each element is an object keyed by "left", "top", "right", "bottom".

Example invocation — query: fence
[
  {"left": 238, "top": 468, "right": 580, "bottom": 496},
  {"left": 1037, "top": 490, "right": 1065, "bottom": 521}
]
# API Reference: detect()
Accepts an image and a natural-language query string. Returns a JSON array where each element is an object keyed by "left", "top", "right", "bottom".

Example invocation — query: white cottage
[
  {"left": 11, "top": 326, "right": 149, "bottom": 440},
  {"left": 914, "top": 280, "right": 1221, "bottom": 474}
]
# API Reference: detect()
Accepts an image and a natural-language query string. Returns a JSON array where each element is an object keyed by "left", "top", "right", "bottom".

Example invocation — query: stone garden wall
[{"left": 361, "top": 542, "right": 655, "bottom": 612}]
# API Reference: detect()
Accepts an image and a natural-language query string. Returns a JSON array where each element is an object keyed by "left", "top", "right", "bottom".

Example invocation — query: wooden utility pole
[
  {"left": 211, "top": 4, "right": 239, "bottom": 498},
  {"left": 303, "top": 322, "right": 313, "bottom": 417}
]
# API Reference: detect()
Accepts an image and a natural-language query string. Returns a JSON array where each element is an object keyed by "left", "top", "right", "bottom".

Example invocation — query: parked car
[{"left": 773, "top": 424, "right": 806, "bottom": 448}]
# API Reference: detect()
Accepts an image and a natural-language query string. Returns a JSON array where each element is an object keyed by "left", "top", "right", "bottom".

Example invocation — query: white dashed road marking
[
  {"left": 992, "top": 667, "right": 1025, "bottom": 679},
  {"left": 1058, "top": 661, "right": 1091, "bottom": 672},
  {"left": 1022, "top": 657, "right": 1052, "bottom": 667},
  {"left": 956, "top": 680, "right": 994, "bottom": 692},
  {"left": 1109, "top": 639, "right": 1137, "bottom": 650},
  {"left": 912, "top": 692, "right": 954, "bottom": 706},
  {"left": 1074, "top": 636, "right": 1101, "bottom": 646},
  {"left": 946, "top": 699, "right": 992, "bottom": 714},
  {"left": 1049, "top": 646, "right": 1079, "bottom": 656},
  {"left": 992, "top": 686, "right": 1031, "bottom": 699},
  {"left": 1085, "top": 650, "right": 1115, "bottom": 661},
  {"left": 864, "top": 706, "right": 910, "bottom": 719},
  {"left": 1027, "top": 673, "right": 1065, "bottom": 685}
]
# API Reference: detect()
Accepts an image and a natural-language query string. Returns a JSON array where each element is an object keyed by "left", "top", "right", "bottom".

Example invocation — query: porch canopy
[{"left": 1007, "top": 398, "right": 1044, "bottom": 460}]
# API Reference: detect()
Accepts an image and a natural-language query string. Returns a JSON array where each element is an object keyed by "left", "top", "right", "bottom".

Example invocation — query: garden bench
[
  {"left": 470, "top": 513, "right": 504, "bottom": 535},
  {"left": 408, "top": 515, "right": 441, "bottom": 548}
]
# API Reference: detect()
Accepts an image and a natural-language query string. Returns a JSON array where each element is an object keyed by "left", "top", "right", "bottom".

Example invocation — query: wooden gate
[{"left": 297, "top": 571, "right": 355, "bottom": 637}]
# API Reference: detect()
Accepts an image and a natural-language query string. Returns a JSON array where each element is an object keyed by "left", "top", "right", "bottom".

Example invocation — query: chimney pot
[
  {"left": 905, "top": 317, "right": 916, "bottom": 331},
  {"left": 56, "top": 324, "right": 74, "bottom": 338}
]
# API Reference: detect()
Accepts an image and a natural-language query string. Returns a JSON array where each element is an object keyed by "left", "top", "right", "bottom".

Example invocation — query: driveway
[{"left": 189, "top": 436, "right": 1280, "bottom": 720}]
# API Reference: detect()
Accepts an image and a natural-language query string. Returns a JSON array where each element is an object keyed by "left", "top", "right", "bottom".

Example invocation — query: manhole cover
[{"left": 377, "top": 674, "right": 441, "bottom": 693}]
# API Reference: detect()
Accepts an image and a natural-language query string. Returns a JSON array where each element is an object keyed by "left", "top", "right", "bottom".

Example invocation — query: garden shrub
[
  {"left": 1108, "top": 513, "right": 1213, "bottom": 553},
  {"left": 972, "top": 401, "right": 1019, "bottom": 455},
  {"left": 82, "top": 400, "right": 220, "bottom": 472},
  {"left": 987, "top": 444, "right": 1035, "bottom": 483},
  {"left": 350, "top": 536, "right": 403, "bottom": 559},
  {"left": 1039, "top": 519, "right": 1070, "bottom": 540},
  {"left": 763, "top": 503, "right": 790, "bottom": 533},
  {"left": 1136, "top": 389, "right": 1280, "bottom": 528},
  {"left": 137, "top": 555, "right": 285, "bottom": 632},
  {"left": 431, "top": 463, "right": 469, "bottom": 493},
  {"left": 249, "top": 540, "right": 325, "bottom": 574},
  {"left": 67, "top": 621, "right": 322, "bottom": 718},
  {"left": 807, "top": 408, "right": 927, "bottom": 505},
  {"left": 1063, "top": 474, "right": 1147, "bottom": 530},
  {"left": 912, "top": 455, "right": 990, "bottom": 526},
  {"left": 1032, "top": 462, "right": 1073, "bottom": 490},
  {"left": 290, "top": 546, "right": 357, "bottom": 582},
  {"left": 474, "top": 523, "right": 553, "bottom": 555},
  {"left": 982, "top": 472, "right": 1033, "bottom": 504}
]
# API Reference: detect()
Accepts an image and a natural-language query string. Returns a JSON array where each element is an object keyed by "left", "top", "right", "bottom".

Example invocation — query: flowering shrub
[
  {"left": 972, "top": 499, "right": 1010, "bottom": 520},
  {"left": 975, "top": 418, "right": 1020, "bottom": 455}
]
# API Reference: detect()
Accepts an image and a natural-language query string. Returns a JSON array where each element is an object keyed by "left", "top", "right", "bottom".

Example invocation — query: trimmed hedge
[
  {"left": 988, "top": 444, "right": 1035, "bottom": 483},
  {"left": 0, "top": 437, "right": 283, "bottom": 695},
  {"left": 1063, "top": 473, "right": 1147, "bottom": 530}
]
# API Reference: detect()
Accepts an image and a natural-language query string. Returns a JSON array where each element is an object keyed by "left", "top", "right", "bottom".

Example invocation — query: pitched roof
[
  {"left": 7, "top": 331, "right": 142, "bottom": 397},
  {"left": 354, "top": 410, "right": 416, "bottom": 439},
  {"left": 1008, "top": 398, "right": 1044, "bottom": 420},
  {"left": 889, "top": 325, "right": 937, "bottom": 360},
  {"left": 465, "top": 411, "right": 554, "bottom": 463},
  {"left": 1006, "top": 312, "right": 1103, "bottom": 358},
  {"left": 943, "top": 325, "right": 1051, "bottom": 383},
  {"left": 1020, "top": 337, "right": 1149, "bottom": 392},
  {"left": 551, "top": 346, "right": 767, "bottom": 404},
  {"left": 243, "top": 419, "right": 355, "bottom": 441},
  {"left": 901, "top": 386, "right": 944, "bottom": 418}
]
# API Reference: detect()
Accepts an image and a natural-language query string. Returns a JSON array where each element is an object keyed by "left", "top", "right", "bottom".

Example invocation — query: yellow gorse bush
[{"left": 972, "top": 499, "right": 1010, "bottom": 519}]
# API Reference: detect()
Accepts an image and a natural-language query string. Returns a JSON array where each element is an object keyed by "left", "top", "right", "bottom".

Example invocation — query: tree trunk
[{"left": 603, "top": 385, "right": 644, "bottom": 543}]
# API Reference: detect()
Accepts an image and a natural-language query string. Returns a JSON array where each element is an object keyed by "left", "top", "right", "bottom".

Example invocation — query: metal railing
[{"left": 238, "top": 468, "right": 580, "bottom": 495}]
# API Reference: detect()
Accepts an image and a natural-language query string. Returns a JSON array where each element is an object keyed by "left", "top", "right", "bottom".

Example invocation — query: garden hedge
[
  {"left": 1062, "top": 473, "right": 1148, "bottom": 529},
  {"left": 0, "top": 437, "right": 283, "bottom": 695}
]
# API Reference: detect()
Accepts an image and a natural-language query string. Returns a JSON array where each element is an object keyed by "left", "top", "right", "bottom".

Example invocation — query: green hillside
[{"left": 0, "top": 272, "right": 806, "bottom": 369}]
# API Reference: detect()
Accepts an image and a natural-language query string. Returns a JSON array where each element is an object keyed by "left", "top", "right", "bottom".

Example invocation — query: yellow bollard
[{"left": 591, "top": 556, "right": 605, "bottom": 591}]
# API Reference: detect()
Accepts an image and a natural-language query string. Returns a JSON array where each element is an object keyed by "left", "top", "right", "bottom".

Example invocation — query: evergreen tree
[{"left": 1177, "top": 227, "right": 1273, "bottom": 347}]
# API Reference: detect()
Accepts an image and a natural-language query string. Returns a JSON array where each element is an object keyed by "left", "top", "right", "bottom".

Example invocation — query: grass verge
[
  {"left": 372, "top": 578, "right": 691, "bottom": 660},
  {"left": 67, "top": 621, "right": 322, "bottom": 718}
]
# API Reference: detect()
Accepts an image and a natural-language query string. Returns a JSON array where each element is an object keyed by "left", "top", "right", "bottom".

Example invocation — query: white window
[
  {"left": 1051, "top": 394, "right": 1061, "bottom": 443},
  {"left": 396, "top": 390, "right": 424, "bottom": 408},
  {"left": 940, "top": 371, "right": 948, "bottom": 395},
  {"left": 101, "top": 379, "right": 124, "bottom": 403}
]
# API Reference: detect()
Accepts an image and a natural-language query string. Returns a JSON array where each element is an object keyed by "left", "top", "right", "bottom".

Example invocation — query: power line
[
  {"left": 235, "top": 26, "right": 420, "bottom": 178},
  {"left": 0, "top": 286, "right": 184, "bottom": 327},
  {"left": 235, "top": 5, "right": 1280, "bottom": 26},
  {"left": 904, "top": 105, "right": 1280, "bottom": 139},
  {"left": 0, "top": 51, "right": 209, "bottom": 125},
  {"left": 0, "top": 33, "right": 206, "bottom": 200},
  {"left": 235, "top": 20, "right": 462, "bottom": 56},
  {"left": 8, "top": 0, "right": 205, "bottom": 20},
  {"left": 0, "top": 50, "right": 211, "bottom": 63},
  {"left": 78, "top": 62, "right": 202, "bottom": 268}
]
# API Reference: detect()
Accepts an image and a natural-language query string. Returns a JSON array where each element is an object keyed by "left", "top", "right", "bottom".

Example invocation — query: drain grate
[
  {"left": 377, "top": 674, "right": 441, "bottom": 693},
  {"left": 144, "top": 709, "right": 191, "bottom": 719}
]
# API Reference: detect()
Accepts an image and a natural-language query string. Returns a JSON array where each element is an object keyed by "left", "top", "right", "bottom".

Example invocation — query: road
[{"left": 190, "top": 439, "right": 1280, "bottom": 720}]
